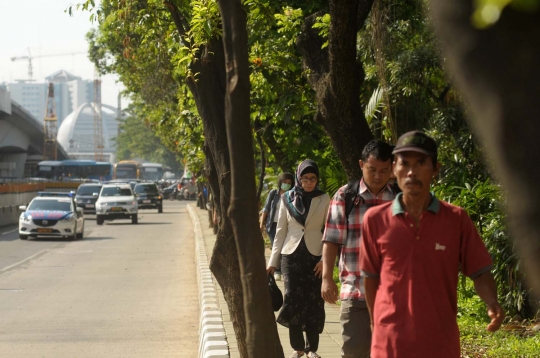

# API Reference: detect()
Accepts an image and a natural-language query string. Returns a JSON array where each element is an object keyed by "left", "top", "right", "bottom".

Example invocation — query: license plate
[
  {"left": 111, "top": 207, "right": 123, "bottom": 212},
  {"left": 143, "top": 200, "right": 151, "bottom": 203},
  {"left": 37, "top": 228, "right": 53, "bottom": 233},
  {"left": 86, "top": 204, "right": 95, "bottom": 208}
]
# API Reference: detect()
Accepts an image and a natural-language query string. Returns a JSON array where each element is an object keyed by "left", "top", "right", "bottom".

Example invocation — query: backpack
[{"left": 344, "top": 179, "right": 401, "bottom": 218}]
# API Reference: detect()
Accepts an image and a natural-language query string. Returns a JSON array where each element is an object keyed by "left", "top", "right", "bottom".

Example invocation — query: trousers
[
  {"left": 289, "top": 324, "right": 320, "bottom": 353},
  {"left": 340, "top": 299, "right": 372, "bottom": 358}
]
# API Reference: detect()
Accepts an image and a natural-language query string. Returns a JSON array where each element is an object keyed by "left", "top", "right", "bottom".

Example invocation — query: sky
[{"left": 0, "top": 0, "right": 124, "bottom": 108}]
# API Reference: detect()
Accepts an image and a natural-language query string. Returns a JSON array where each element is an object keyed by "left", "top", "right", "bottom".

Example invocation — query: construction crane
[
  {"left": 10, "top": 48, "right": 86, "bottom": 81},
  {"left": 93, "top": 68, "right": 105, "bottom": 161},
  {"left": 43, "top": 83, "right": 58, "bottom": 160}
]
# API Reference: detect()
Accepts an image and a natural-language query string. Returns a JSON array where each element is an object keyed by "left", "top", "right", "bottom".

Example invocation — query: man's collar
[
  {"left": 392, "top": 192, "right": 440, "bottom": 216},
  {"left": 359, "top": 178, "right": 395, "bottom": 195}
]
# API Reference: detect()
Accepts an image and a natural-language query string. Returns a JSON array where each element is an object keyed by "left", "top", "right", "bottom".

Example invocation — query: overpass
[{"left": 0, "top": 87, "right": 68, "bottom": 178}]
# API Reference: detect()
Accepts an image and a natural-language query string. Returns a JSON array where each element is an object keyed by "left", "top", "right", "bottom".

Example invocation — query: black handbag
[{"left": 268, "top": 273, "right": 283, "bottom": 311}]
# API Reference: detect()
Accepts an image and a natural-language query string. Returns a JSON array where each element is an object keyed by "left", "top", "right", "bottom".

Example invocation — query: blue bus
[{"left": 36, "top": 160, "right": 113, "bottom": 181}]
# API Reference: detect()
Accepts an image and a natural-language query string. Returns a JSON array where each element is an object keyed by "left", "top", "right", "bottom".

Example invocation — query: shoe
[
  {"left": 289, "top": 352, "right": 304, "bottom": 358},
  {"left": 306, "top": 353, "right": 321, "bottom": 358},
  {"left": 274, "top": 272, "right": 282, "bottom": 281}
]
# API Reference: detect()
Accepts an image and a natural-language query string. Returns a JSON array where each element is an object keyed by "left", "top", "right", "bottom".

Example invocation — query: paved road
[{"left": 0, "top": 200, "right": 198, "bottom": 357}]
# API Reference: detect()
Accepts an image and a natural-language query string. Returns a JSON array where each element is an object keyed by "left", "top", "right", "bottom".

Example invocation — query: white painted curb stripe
[{"left": 188, "top": 205, "right": 230, "bottom": 358}]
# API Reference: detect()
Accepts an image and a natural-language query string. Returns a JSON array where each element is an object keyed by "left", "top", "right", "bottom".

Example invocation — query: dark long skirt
[{"left": 277, "top": 238, "right": 325, "bottom": 333}]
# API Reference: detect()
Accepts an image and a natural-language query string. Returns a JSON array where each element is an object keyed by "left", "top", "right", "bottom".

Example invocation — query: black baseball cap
[{"left": 392, "top": 131, "right": 437, "bottom": 158}]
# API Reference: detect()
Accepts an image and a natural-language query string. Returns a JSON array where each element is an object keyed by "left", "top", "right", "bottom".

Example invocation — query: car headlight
[
  {"left": 131, "top": 201, "right": 137, "bottom": 206},
  {"left": 21, "top": 215, "right": 32, "bottom": 222},
  {"left": 62, "top": 215, "right": 75, "bottom": 222},
  {"left": 98, "top": 202, "right": 108, "bottom": 207}
]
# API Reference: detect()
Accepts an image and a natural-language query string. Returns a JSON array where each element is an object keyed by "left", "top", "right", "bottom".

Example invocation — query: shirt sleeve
[
  {"left": 261, "top": 189, "right": 275, "bottom": 213},
  {"left": 322, "top": 187, "right": 348, "bottom": 246},
  {"left": 360, "top": 211, "right": 381, "bottom": 277},
  {"left": 459, "top": 209, "right": 493, "bottom": 278}
]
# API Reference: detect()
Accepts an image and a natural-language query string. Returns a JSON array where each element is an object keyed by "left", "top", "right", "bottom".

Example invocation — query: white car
[
  {"left": 19, "top": 193, "right": 84, "bottom": 240},
  {"left": 95, "top": 184, "right": 138, "bottom": 225}
]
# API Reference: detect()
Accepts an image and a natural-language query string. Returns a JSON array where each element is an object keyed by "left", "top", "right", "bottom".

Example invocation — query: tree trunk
[
  {"left": 174, "top": 24, "right": 249, "bottom": 358},
  {"left": 297, "top": 1, "right": 375, "bottom": 180},
  {"left": 218, "top": 0, "right": 285, "bottom": 356},
  {"left": 429, "top": 1, "right": 540, "bottom": 293},
  {"left": 187, "top": 45, "right": 249, "bottom": 355}
]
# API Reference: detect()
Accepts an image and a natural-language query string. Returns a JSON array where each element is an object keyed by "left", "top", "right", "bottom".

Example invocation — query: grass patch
[
  {"left": 458, "top": 286, "right": 540, "bottom": 357},
  {"left": 459, "top": 316, "right": 539, "bottom": 357}
]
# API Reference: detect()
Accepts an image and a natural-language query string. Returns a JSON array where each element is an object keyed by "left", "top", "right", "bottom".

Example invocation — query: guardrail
[
  {"left": 0, "top": 183, "right": 46, "bottom": 194},
  {"left": 0, "top": 182, "right": 84, "bottom": 194}
]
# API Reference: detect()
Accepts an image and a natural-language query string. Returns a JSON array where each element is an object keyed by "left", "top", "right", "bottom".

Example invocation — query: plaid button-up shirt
[{"left": 323, "top": 178, "right": 396, "bottom": 301}]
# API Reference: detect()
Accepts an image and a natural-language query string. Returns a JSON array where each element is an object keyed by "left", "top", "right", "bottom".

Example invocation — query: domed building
[{"left": 57, "top": 103, "right": 119, "bottom": 163}]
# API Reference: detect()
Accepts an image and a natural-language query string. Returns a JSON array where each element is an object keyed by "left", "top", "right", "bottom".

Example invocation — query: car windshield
[
  {"left": 28, "top": 199, "right": 71, "bottom": 212},
  {"left": 101, "top": 187, "right": 132, "bottom": 197},
  {"left": 134, "top": 185, "right": 158, "bottom": 194},
  {"left": 77, "top": 185, "right": 102, "bottom": 196}
]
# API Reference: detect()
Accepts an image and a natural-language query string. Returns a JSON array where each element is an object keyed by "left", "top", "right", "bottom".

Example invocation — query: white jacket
[{"left": 268, "top": 193, "right": 331, "bottom": 269}]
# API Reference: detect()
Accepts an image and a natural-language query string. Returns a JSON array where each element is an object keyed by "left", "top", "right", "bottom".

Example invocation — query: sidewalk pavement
[{"left": 189, "top": 204, "right": 343, "bottom": 358}]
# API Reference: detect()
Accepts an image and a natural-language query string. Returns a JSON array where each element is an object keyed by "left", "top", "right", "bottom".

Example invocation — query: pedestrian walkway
[{"left": 189, "top": 204, "right": 343, "bottom": 358}]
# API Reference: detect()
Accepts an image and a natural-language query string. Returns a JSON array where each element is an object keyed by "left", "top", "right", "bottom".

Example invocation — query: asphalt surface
[{"left": 0, "top": 200, "right": 198, "bottom": 357}]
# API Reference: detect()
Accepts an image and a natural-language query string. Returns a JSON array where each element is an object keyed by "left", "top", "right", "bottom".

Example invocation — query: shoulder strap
[{"left": 344, "top": 179, "right": 361, "bottom": 218}]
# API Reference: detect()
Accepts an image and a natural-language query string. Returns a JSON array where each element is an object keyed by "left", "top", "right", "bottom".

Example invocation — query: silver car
[{"left": 95, "top": 184, "right": 138, "bottom": 225}]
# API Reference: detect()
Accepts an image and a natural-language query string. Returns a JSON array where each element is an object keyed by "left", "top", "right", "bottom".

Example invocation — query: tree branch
[
  {"left": 163, "top": 0, "right": 189, "bottom": 37},
  {"left": 357, "top": 0, "right": 376, "bottom": 31},
  {"left": 260, "top": 124, "right": 295, "bottom": 172},
  {"left": 438, "top": 84, "right": 451, "bottom": 102}
]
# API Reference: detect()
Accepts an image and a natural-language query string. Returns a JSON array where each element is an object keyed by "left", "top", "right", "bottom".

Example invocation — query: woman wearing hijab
[
  {"left": 260, "top": 172, "right": 295, "bottom": 281},
  {"left": 267, "top": 159, "right": 330, "bottom": 358}
]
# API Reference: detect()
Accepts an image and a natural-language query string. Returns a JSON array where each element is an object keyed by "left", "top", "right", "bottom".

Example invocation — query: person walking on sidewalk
[
  {"left": 260, "top": 172, "right": 295, "bottom": 281},
  {"left": 267, "top": 159, "right": 330, "bottom": 358},
  {"left": 321, "top": 140, "right": 396, "bottom": 358},
  {"left": 360, "top": 131, "right": 504, "bottom": 357}
]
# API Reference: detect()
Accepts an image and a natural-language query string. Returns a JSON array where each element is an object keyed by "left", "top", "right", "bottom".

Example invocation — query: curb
[{"left": 187, "top": 204, "right": 230, "bottom": 358}]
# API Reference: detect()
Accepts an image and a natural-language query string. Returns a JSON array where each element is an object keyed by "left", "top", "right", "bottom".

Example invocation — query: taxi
[{"left": 19, "top": 192, "right": 84, "bottom": 240}]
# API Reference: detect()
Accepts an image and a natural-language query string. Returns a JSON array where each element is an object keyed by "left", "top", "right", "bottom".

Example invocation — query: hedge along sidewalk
[
  {"left": 187, "top": 204, "right": 343, "bottom": 358},
  {"left": 187, "top": 204, "right": 229, "bottom": 358}
]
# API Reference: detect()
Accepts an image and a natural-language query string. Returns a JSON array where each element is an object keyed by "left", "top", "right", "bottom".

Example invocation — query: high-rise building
[{"left": 7, "top": 70, "right": 93, "bottom": 125}]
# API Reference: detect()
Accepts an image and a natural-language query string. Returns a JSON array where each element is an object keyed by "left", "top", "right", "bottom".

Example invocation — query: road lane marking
[
  {"left": 0, "top": 250, "right": 48, "bottom": 272},
  {"left": 1, "top": 229, "right": 17, "bottom": 236},
  {"left": 56, "top": 250, "right": 94, "bottom": 254}
]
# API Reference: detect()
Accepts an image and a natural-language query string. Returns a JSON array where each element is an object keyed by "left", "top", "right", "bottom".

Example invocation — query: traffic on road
[{"left": 0, "top": 199, "right": 199, "bottom": 357}]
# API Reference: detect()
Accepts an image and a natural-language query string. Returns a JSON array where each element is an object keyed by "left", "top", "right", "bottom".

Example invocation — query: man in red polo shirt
[{"left": 360, "top": 131, "right": 505, "bottom": 358}]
